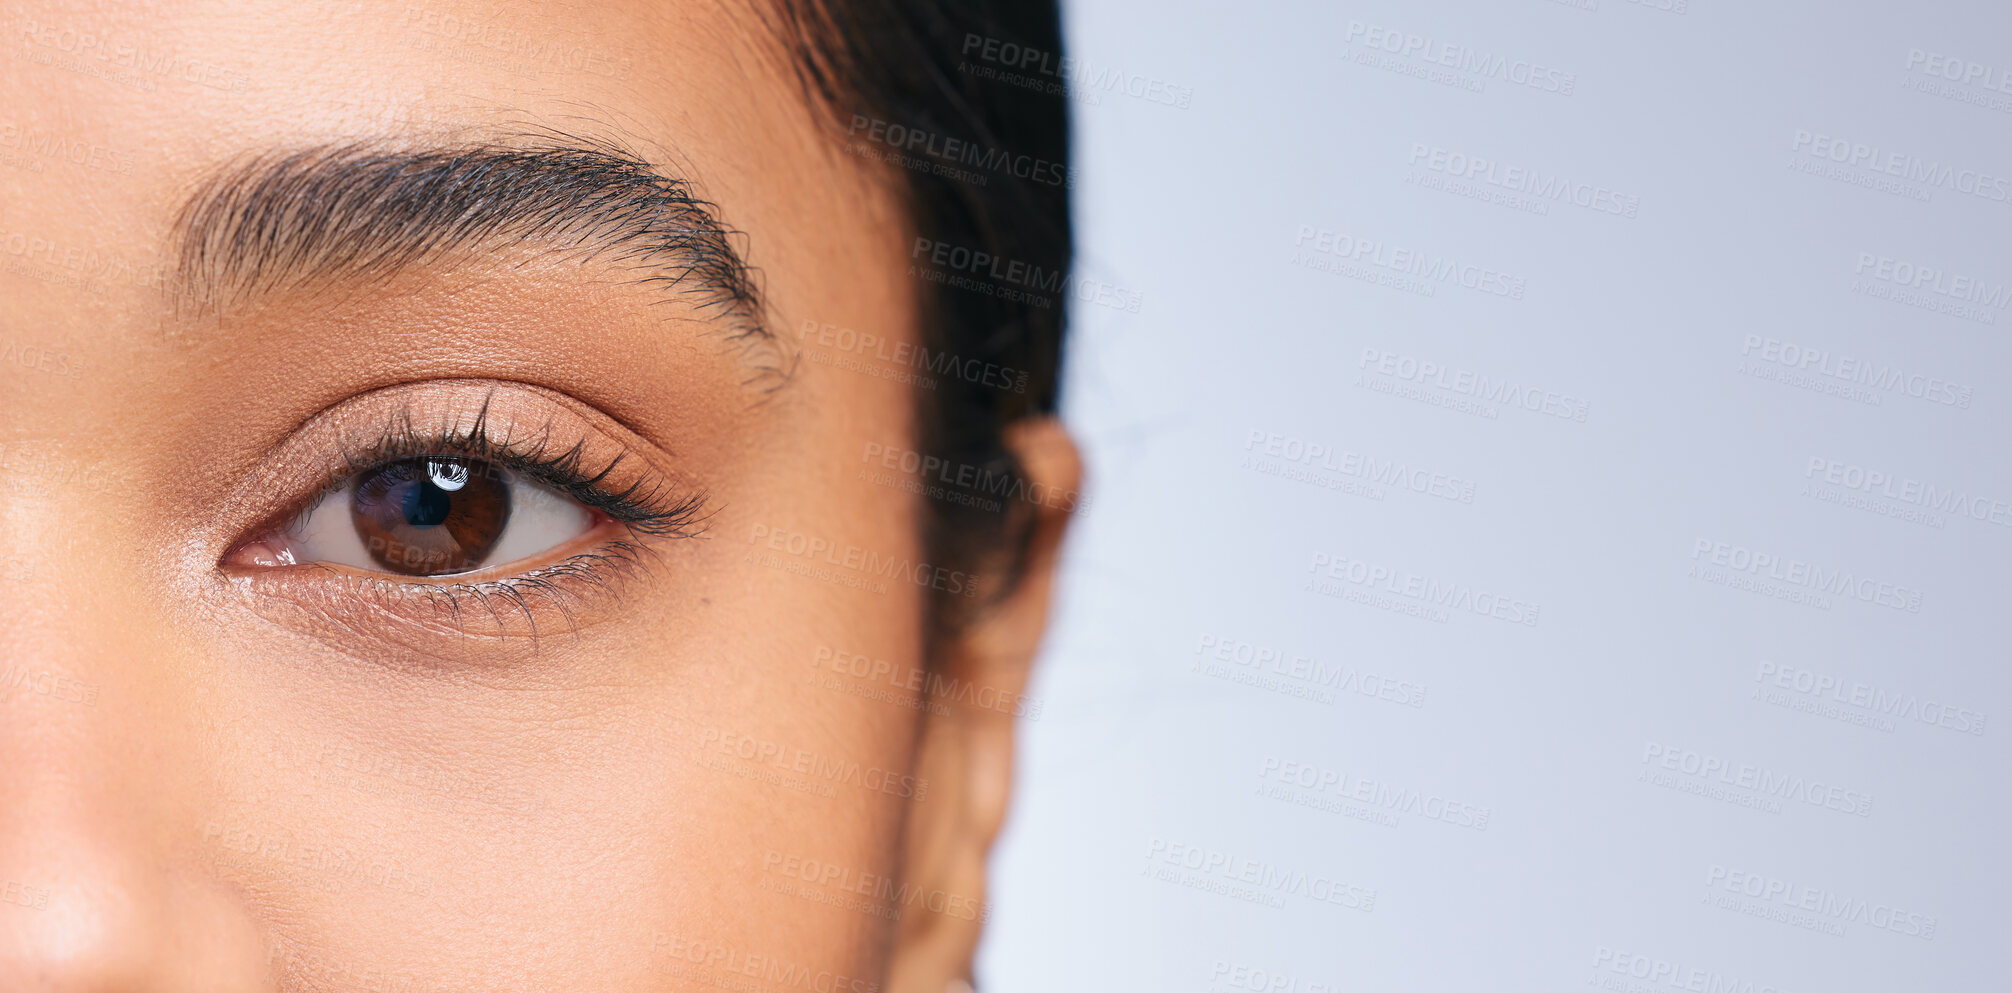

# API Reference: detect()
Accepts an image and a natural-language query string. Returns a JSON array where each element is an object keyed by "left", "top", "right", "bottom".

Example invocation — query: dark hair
[{"left": 772, "top": 1, "right": 1073, "bottom": 651}]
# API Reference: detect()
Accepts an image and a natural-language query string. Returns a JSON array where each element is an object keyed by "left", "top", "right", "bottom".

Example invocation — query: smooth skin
[{"left": 0, "top": 1, "right": 1079, "bottom": 989}]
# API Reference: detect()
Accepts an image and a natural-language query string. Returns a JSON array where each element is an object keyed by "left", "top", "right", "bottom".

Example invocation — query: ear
[{"left": 885, "top": 417, "right": 1081, "bottom": 993}]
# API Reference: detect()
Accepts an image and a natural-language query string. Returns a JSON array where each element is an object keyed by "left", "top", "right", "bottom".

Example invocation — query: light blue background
[{"left": 986, "top": 1, "right": 2012, "bottom": 988}]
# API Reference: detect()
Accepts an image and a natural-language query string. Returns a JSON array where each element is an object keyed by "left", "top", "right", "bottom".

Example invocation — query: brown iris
[{"left": 350, "top": 457, "right": 511, "bottom": 576}]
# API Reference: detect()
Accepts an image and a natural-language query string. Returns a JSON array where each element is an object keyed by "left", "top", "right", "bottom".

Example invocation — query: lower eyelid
[{"left": 226, "top": 539, "right": 661, "bottom": 660}]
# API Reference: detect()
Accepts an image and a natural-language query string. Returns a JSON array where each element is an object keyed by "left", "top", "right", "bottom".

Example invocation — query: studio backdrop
[{"left": 987, "top": 0, "right": 2007, "bottom": 988}]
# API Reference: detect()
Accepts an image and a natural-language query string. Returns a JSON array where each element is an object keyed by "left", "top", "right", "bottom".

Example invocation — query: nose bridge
[
  {"left": 0, "top": 679, "right": 276, "bottom": 991},
  {"left": 0, "top": 743, "right": 164, "bottom": 979},
  {"left": 0, "top": 581, "right": 274, "bottom": 990},
  {"left": 0, "top": 755, "right": 273, "bottom": 991},
  {"left": 0, "top": 433, "right": 166, "bottom": 740},
  {"left": 0, "top": 437, "right": 130, "bottom": 661}
]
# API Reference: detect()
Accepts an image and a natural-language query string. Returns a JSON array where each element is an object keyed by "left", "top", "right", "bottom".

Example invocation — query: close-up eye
[
  {"left": 237, "top": 456, "right": 595, "bottom": 577},
  {"left": 214, "top": 383, "right": 713, "bottom": 600}
]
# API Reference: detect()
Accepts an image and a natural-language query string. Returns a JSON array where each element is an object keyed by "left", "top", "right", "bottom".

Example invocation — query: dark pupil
[
  {"left": 402, "top": 475, "right": 452, "bottom": 527},
  {"left": 351, "top": 458, "right": 511, "bottom": 576}
]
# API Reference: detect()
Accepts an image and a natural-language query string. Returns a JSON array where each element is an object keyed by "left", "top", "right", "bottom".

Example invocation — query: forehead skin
[{"left": 1, "top": 1, "right": 931, "bottom": 989}]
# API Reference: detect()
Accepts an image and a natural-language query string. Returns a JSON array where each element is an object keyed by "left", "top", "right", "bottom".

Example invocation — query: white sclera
[{"left": 287, "top": 468, "right": 595, "bottom": 576}]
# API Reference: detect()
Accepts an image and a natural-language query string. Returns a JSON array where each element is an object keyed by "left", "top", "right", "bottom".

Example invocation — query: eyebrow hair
[{"left": 172, "top": 136, "right": 786, "bottom": 387}]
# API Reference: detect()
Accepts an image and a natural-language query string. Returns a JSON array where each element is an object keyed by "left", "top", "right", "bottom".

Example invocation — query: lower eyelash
[
  {"left": 319, "top": 538, "right": 666, "bottom": 644},
  {"left": 415, "top": 541, "right": 657, "bottom": 634}
]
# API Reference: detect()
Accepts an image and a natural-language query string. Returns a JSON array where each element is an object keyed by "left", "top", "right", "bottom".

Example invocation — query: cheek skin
[
  {"left": 188, "top": 470, "right": 928, "bottom": 986},
  {"left": 0, "top": 0, "right": 935, "bottom": 987},
  {"left": 199, "top": 586, "right": 919, "bottom": 986}
]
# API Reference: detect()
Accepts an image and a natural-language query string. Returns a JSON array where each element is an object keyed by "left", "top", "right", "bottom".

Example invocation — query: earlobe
[{"left": 884, "top": 417, "right": 1080, "bottom": 993}]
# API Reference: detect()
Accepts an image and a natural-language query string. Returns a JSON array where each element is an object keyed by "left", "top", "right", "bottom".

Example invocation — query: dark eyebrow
[{"left": 172, "top": 136, "right": 785, "bottom": 387}]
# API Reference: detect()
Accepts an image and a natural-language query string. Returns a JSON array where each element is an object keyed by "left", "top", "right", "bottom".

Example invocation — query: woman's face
[{"left": 1, "top": 0, "right": 1075, "bottom": 988}]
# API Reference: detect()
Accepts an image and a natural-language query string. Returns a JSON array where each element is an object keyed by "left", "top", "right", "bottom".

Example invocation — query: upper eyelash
[{"left": 292, "top": 392, "right": 713, "bottom": 542}]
